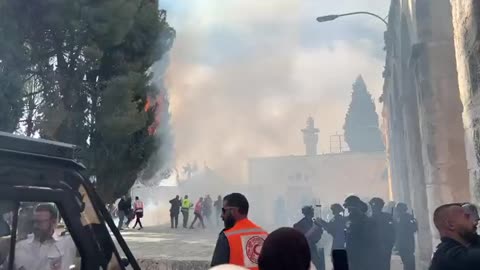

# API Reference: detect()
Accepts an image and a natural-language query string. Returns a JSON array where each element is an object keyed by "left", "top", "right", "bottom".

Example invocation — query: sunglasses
[{"left": 222, "top": 207, "right": 238, "bottom": 214}]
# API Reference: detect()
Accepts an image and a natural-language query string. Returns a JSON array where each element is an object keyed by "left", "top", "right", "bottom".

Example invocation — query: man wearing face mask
[
  {"left": 429, "top": 203, "right": 480, "bottom": 270},
  {"left": 211, "top": 193, "right": 268, "bottom": 269}
]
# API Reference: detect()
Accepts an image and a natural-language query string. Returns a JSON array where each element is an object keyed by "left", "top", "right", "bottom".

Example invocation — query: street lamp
[{"left": 316, "top": 11, "right": 388, "bottom": 26}]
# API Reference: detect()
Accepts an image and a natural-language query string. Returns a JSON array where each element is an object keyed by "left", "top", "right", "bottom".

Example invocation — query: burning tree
[
  {"left": 343, "top": 75, "right": 384, "bottom": 152},
  {"left": 0, "top": 0, "right": 175, "bottom": 202}
]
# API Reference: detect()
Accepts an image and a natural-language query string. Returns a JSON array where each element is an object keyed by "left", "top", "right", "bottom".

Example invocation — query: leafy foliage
[
  {"left": 0, "top": 0, "right": 175, "bottom": 202},
  {"left": 343, "top": 75, "right": 385, "bottom": 152}
]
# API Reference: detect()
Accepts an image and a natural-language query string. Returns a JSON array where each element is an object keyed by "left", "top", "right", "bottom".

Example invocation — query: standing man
[
  {"left": 395, "top": 203, "right": 417, "bottom": 270},
  {"left": 124, "top": 196, "right": 133, "bottom": 228},
  {"left": 294, "top": 205, "right": 325, "bottom": 270},
  {"left": 369, "top": 197, "right": 395, "bottom": 270},
  {"left": 343, "top": 195, "right": 377, "bottom": 270},
  {"left": 211, "top": 193, "right": 268, "bottom": 269},
  {"left": 203, "top": 195, "right": 213, "bottom": 225},
  {"left": 181, "top": 195, "right": 193, "bottom": 228},
  {"left": 132, "top": 196, "right": 144, "bottom": 230},
  {"left": 169, "top": 195, "right": 182, "bottom": 229},
  {"left": 213, "top": 195, "right": 223, "bottom": 226},
  {"left": 190, "top": 197, "right": 206, "bottom": 229},
  {"left": 318, "top": 203, "right": 347, "bottom": 251},
  {"left": 429, "top": 203, "right": 480, "bottom": 270},
  {"left": 117, "top": 196, "right": 127, "bottom": 230}
]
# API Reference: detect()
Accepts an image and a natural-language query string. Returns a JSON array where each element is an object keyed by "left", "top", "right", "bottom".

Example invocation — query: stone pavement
[
  {"left": 121, "top": 225, "right": 405, "bottom": 270},
  {"left": 121, "top": 225, "right": 217, "bottom": 270}
]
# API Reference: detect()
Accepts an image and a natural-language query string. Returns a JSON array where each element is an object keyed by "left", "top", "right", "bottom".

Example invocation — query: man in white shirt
[{"left": 13, "top": 204, "right": 77, "bottom": 270}]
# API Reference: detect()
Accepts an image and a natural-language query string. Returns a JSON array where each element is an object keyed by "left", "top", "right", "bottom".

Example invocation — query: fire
[
  {"left": 144, "top": 97, "right": 151, "bottom": 112},
  {"left": 145, "top": 95, "right": 163, "bottom": 135}
]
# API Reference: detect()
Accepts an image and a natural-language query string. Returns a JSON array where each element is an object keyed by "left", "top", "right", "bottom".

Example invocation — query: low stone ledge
[{"left": 137, "top": 258, "right": 210, "bottom": 270}]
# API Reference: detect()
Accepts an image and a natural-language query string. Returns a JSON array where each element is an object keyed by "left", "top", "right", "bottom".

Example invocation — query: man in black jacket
[
  {"left": 369, "top": 197, "right": 395, "bottom": 270},
  {"left": 317, "top": 203, "right": 347, "bottom": 251},
  {"left": 429, "top": 203, "right": 480, "bottom": 270},
  {"left": 169, "top": 195, "right": 182, "bottom": 229},
  {"left": 124, "top": 196, "right": 133, "bottom": 228},
  {"left": 117, "top": 196, "right": 127, "bottom": 230},
  {"left": 343, "top": 195, "right": 378, "bottom": 270},
  {"left": 294, "top": 205, "right": 325, "bottom": 270},
  {"left": 395, "top": 203, "right": 417, "bottom": 270}
]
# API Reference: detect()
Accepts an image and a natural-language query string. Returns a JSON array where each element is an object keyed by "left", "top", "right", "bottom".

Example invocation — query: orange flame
[
  {"left": 145, "top": 95, "right": 163, "bottom": 135},
  {"left": 144, "top": 97, "right": 151, "bottom": 112}
]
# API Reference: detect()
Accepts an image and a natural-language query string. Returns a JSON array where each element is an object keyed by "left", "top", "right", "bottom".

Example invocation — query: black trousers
[
  {"left": 133, "top": 212, "right": 143, "bottom": 228},
  {"left": 374, "top": 248, "right": 393, "bottom": 270},
  {"left": 190, "top": 212, "right": 205, "bottom": 228},
  {"left": 117, "top": 210, "right": 125, "bottom": 229},
  {"left": 399, "top": 250, "right": 415, "bottom": 270},
  {"left": 170, "top": 212, "right": 179, "bottom": 228}
]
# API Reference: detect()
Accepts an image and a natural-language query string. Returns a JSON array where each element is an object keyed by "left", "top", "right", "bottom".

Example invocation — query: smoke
[{"left": 158, "top": 0, "right": 388, "bottom": 181}]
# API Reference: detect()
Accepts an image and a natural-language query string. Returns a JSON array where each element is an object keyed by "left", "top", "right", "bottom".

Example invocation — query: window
[{"left": 0, "top": 201, "right": 81, "bottom": 270}]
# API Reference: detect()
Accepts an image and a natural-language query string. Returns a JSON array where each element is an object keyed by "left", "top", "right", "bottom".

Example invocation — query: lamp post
[
  {"left": 316, "top": 10, "right": 390, "bottom": 199},
  {"left": 316, "top": 11, "right": 388, "bottom": 26}
]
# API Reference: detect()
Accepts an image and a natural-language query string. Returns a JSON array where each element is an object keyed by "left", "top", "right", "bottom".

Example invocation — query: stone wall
[
  {"left": 451, "top": 0, "right": 480, "bottom": 203},
  {"left": 383, "top": 0, "right": 472, "bottom": 267},
  {"left": 383, "top": 1, "right": 434, "bottom": 267}
]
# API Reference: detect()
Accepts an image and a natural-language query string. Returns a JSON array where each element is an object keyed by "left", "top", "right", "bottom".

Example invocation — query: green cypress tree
[
  {"left": 343, "top": 75, "right": 385, "bottom": 152},
  {"left": 0, "top": 0, "right": 174, "bottom": 202}
]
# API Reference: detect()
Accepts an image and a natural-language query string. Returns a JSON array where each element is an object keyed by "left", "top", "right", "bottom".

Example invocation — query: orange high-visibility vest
[{"left": 224, "top": 219, "right": 268, "bottom": 270}]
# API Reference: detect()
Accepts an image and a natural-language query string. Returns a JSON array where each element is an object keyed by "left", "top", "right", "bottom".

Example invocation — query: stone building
[
  {"left": 248, "top": 117, "right": 388, "bottom": 226},
  {"left": 451, "top": 0, "right": 480, "bottom": 202},
  {"left": 382, "top": 0, "right": 471, "bottom": 267}
]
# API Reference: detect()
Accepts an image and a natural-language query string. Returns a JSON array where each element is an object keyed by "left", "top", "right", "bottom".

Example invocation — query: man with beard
[
  {"left": 343, "top": 195, "right": 377, "bottom": 270},
  {"left": 429, "top": 203, "right": 480, "bottom": 270},
  {"left": 294, "top": 205, "right": 325, "bottom": 270},
  {"left": 11, "top": 204, "right": 77, "bottom": 270},
  {"left": 369, "top": 197, "right": 395, "bottom": 270},
  {"left": 211, "top": 193, "right": 268, "bottom": 269}
]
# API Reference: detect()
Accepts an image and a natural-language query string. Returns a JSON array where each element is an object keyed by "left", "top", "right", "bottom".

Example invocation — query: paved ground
[
  {"left": 121, "top": 225, "right": 219, "bottom": 261},
  {"left": 120, "top": 224, "right": 406, "bottom": 270}
]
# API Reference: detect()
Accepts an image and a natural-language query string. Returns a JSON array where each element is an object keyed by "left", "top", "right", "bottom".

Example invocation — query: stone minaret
[{"left": 301, "top": 117, "right": 319, "bottom": 156}]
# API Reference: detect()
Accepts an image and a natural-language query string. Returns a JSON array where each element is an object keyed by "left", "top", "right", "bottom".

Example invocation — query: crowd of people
[
  {"left": 112, "top": 192, "right": 480, "bottom": 270},
  {"left": 206, "top": 193, "right": 480, "bottom": 270},
  {"left": 168, "top": 194, "right": 223, "bottom": 229},
  {"left": 209, "top": 193, "right": 418, "bottom": 270}
]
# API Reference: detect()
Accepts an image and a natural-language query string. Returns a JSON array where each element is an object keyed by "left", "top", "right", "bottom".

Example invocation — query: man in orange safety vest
[{"left": 211, "top": 193, "right": 268, "bottom": 270}]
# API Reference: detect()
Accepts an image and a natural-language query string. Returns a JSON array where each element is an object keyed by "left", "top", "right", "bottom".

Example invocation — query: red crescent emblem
[{"left": 245, "top": 236, "right": 265, "bottom": 264}]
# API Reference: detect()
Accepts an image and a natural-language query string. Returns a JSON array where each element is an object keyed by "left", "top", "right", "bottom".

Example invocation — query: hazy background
[{"left": 158, "top": 0, "right": 389, "bottom": 182}]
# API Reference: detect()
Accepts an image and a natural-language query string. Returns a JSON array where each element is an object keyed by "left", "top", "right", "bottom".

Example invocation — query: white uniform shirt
[{"left": 13, "top": 234, "right": 77, "bottom": 270}]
